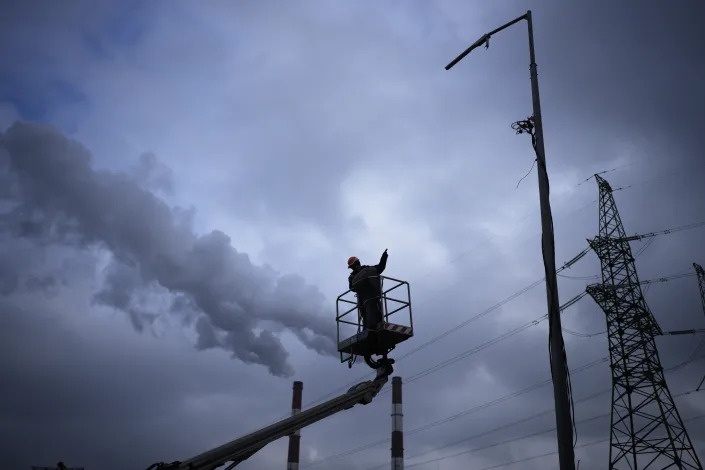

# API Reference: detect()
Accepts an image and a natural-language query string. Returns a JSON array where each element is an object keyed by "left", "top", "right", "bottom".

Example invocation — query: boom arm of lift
[{"left": 148, "top": 372, "right": 391, "bottom": 470}]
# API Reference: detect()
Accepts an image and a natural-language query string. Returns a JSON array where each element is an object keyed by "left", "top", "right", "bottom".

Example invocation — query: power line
[
  {"left": 403, "top": 358, "right": 607, "bottom": 432},
  {"left": 396, "top": 248, "right": 591, "bottom": 363},
  {"left": 639, "top": 271, "right": 697, "bottom": 286},
  {"left": 577, "top": 164, "right": 635, "bottom": 186},
  {"left": 606, "top": 162, "right": 704, "bottom": 194},
  {"left": 397, "top": 389, "right": 610, "bottom": 468},
  {"left": 410, "top": 162, "right": 703, "bottom": 303},
  {"left": 404, "top": 400, "right": 705, "bottom": 470},
  {"left": 267, "top": 290, "right": 586, "bottom": 433},
  {"left": 376, "top": 291, "right": 592, "bottom": 397},
  {"left": 405, "top": 416, "right": 610, "bottom": 470},
  {"left": 618, "top": 220, "right": 705, "bottom": 242},
  {"left": 390, "top": 221, "right": 702, "bottom": 372},
  {"left": 301, "top": 351, "right": 704, "bottom": 469},
  {"left": 634, "top": 236, "right": 655, "bottom": 258},
  {"left": 686, "top": 338, "right": 705, "bottom": 365},
  {"left": 294, "top": 221, "right": 705, "bottom": 415},
  {"left": 563, "top": 327, "right": 605, "bottom": 338},
  {"left": 661, "top": 328, "right": 705, "bottom": 336},
  {"left": 300, "top": 356, "right": 608, "bottom": 469},
  {"left": 399, "top": 317, "right": 549, "bottom": 385},
  {"left": 411, "top": 166, "right": 703, "bottom": 320},
  {"left": 300, "top": 343, "right": 704, "bottom": 470},
  {"left": 295, "top": 252, "right": 592, "bottom": 412},
  {"left": 558, "top": 273, "right": 600, "bottom": 281},
  {"left": 395, "top": 358, "right": 703, "bottom": 468},
  {"left": 299, "top": 316, "right": 587, "bottom": 467},
  {"left": 561, "top": 271, "right": 699, "bottom": 338}
]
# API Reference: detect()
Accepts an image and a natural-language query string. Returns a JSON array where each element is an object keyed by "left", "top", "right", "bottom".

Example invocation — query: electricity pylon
[
  {"left": 695, "top": 264, "right": 705, "bottom": 316},
  {"left": 585, "top": 174, "right": 703, "bottom": 470},
  {"left": 695, "top": 263, "right": 705, "bottom": 392}
]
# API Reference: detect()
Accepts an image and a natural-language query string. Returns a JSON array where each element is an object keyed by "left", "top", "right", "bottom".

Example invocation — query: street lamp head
[
  {"left": 444, "top": 33, "right": 490, "bottom": 70},
  {"left": 471, "top": 33, "right": 490, "bottom": 50},
  {"left": 444, "top": 12, "right": 528, "bottom": 71}
]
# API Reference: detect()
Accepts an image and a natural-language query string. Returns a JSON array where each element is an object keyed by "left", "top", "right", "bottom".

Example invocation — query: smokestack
[
  {"left": 287, "top": 381, "right": 303, "bottom": 470},
  {"left": 391, "top": 376, "right": 404, "bottom": 470}
]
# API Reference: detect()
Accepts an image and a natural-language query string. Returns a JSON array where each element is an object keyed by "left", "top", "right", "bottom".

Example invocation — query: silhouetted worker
[{"left": 347, "top": 249, "right": 388, "bottom": 331}]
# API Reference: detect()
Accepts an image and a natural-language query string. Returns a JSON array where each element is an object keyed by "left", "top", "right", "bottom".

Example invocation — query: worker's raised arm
[{"left": 375, "top": 249, "right": 388, "bottom": 274}]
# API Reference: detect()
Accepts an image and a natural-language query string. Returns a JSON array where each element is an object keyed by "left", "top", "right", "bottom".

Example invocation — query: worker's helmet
[{"left": 347, "top": 256, "right": 359, "bottom": 268}]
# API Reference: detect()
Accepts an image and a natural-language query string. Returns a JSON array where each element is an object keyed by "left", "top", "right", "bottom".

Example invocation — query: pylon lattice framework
[
  {"left": 694, "top": 263, "right": 705, "bottom": 392},
  {"left": 695, "top": 264, "right": 705, "bottom": 317},
  {"left": 585, "top": 175, "right": 703, "bottom": 470}
]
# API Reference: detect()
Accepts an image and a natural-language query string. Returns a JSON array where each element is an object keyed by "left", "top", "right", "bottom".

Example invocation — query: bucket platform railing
[{"left": 336, "top": 275, "right": 413, "bottom": 364}]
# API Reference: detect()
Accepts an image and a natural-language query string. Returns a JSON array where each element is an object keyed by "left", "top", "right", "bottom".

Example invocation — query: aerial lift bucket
[{"left": 335, "top": 275, "right": 413, "bottom": 367}]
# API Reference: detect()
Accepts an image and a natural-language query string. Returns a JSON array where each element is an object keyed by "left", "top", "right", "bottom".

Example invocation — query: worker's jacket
[
  {"left": 350, "top": 266, "right": 382, "bottom": 299},
  {"left": 348, "top": 251, "right": 388, "bottom": 300}
]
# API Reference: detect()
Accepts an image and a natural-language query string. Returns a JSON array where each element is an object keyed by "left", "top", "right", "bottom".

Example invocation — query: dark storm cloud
[
  {"left": 132, "top": 151, "right": 174, "bottom": 195},
  {"left": 0, "top": 298, "right": 314, "bottom": 470},
  {"left": 526, "top": 0, "right": 705, "bottom": 176},
  {"left": 0, "top": 121, "right": 336, "bottom": 377},
  {"left": 1, "top": 1, "right": 705, "bottom": 469},
  {"left": 316, "top": 166, "right": 705, "bottom": 469}
]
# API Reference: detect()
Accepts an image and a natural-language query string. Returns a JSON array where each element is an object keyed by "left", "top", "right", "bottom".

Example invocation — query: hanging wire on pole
[{"left": 512, "top": 116, "right": 538, "bottom": 188}]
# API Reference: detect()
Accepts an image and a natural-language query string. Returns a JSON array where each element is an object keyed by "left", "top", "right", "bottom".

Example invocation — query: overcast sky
[{"left": 1, "top": 1, "right": 705, "bottom": 469}]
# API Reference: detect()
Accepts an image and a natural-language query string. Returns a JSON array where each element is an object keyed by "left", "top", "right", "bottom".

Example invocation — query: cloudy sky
[{"left": 2, "top": 1, "right": 705, "bottom": 469}]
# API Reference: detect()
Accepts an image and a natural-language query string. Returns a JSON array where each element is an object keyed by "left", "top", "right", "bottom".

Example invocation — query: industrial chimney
[
  {"left": 287, "top": 381, "right": 303, "bottom": 470},
  {"left": 391, "top": 376, "right": 404, "bottom": 470}
]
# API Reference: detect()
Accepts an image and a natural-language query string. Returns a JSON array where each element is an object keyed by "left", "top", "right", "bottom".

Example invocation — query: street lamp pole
[{"left": 445, "top": 11, "right": 576, "bottom": 470}]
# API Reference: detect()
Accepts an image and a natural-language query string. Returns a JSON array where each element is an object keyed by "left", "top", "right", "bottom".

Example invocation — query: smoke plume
[{"left": 0, "top": 121, "right": 337, "bottom": 377}]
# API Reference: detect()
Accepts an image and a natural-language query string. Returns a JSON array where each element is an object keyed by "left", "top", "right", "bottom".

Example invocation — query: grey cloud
[
  {"left": 0, "top": 121, "right": 336, "bottom": 376},
  {"left": 0, "top": 298, "right": 307, "bottom": 470},
  {"left": 24, "top": 274, "right": 61, "bottom": 297},
  {"left": 194, "top": 315, "right": 219, "bottom": 350},
  {"left": 0, "top": 262, "right": 18, "bottom": 294},
  {"left": 132, "top": 151, "right": 174, "bottom": 194},
  {"left": 170, "top": 293, "right": 201, "bottom": 327},
  {"left": 1, "top": 2, "right": 705, "bottom": 470},
  {"left": 0, "top": 232, "right": 78, "bottom": 298}
]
